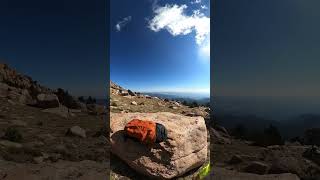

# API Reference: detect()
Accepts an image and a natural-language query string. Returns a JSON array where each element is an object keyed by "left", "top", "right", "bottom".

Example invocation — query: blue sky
[
  {"left": 213, "top": 0, "right": 320, "bottom": 97},
  {"left": 0, "top": 0, "right": 107, "bottom": 98},
  {"left": 110, "top": 0, "right": 210, "bottom": 95}
]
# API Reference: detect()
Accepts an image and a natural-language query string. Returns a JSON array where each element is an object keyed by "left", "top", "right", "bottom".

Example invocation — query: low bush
[{"left": 3, "top": 127, "right": 22, "bottom": 142}]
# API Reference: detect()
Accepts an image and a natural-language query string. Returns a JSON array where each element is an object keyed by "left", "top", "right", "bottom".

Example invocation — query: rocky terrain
[
  {"left": 2, "top": 62, "right": 319, "bottom": 180},
  {"left": 110, "top": 81, "right": 320, "bottom": 180},
  {"left": 210, "top": 128, "right": 320, "bottom": 180},
  {"left": 0, "top": 63, "right": 109, "bottom": 179},
  {"left": 110, "top": 81, "right": 210, "bottom": 179}
]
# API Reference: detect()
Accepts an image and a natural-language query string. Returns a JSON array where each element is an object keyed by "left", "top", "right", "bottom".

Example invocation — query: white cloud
[
  {"left": 148, "top": 4, "right": 210, "bottom": 57},
  {"left": 115, "top": 16, "right": 132, "bottom": 32},
  {"left": 191, "top": 0, "right": 202, "bottom": 4},
  {"left": 200, "top": 40, "right": 210, "bottom": 59},
  {"left": 201, "top": 5, "right": 208, "bottom": 9}
]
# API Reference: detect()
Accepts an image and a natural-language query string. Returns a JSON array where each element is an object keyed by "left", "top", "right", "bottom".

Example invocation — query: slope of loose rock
[
  {"left": 211, "top": 135, "right": 320, "bottom": 179},
  {"left": 110, "top": 112, "right": 208, "bottom": 179},
  {"left": 211, "top": 166, "right": 300, "bottom": 180},
  {"left": 0, "top": 159, "right": 109, "bottom": 180},
  {"left": 0, "top": 96, "right": 109, "bottom": 179},
  {"left": 110, "top": 80, "right": 320, "bottom": 179}
]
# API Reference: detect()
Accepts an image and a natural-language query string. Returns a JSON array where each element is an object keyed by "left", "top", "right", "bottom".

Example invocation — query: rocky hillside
[
  {"left": 210, "top": 128, "right": 320, "bottom": 179},
  {"left": 110, "top": 81, "right": 210, "bottom": 179},
  {"left": 0, "top": 63, "right": 108, "bottom": 179},
  {"left": 110, "top": 81, "right": 209, "bottom": 118},
  {"left": 110, "top": 81, "right": 320, "bottom": 180},
  {"left": 0, "top": 64, "right": 51, "bottom": 93}
]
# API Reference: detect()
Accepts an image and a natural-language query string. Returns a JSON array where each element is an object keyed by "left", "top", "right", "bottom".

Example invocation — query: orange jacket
[{"left": 124, "top": 119, "right": 156, "bottom": 144}]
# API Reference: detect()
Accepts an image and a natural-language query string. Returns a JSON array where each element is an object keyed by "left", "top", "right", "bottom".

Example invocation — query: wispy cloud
[
  {"left": 201, "top": 5, "right": 208, "bottom": 9},
  {"left": 151, "top": 0, "right": 159, "bottom": 11},
  {"left": 115, "top": 16, "right": 132, "bottom": 32},
  {"left": 148, "top": 4, "right": 210, "bottom": 57},
  {"left": 191, "top": 0, "right": 202, "bottom": 4}
]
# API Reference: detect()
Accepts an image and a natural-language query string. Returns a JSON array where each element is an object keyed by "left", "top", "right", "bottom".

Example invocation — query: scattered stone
[
  {"left": 42, "top": 105, "right": 69, "bottom": 118},
  {"left": 192, "top": 109, "right": 209, "bottom": 118},
  {"left": 169, "top": 105, "right": 178, "bottom": 110},
  {"left": 11, "top": 120, "right": 27, "bottom": 127},
  {"left": 41, "top": 152, "right": 50, "bottom": 160},
  {"left": 213, "top": 166, "right": 300, "bottom": 180},
  {"left": 110, "top": 106, "right": 119, "bottom": 110},
  {"left": 67, "top": 126, "right": 86, "bottom": 138},
  {"left": 215, "top": 125, "right": 229, "bottom": 136},
  {"left": 228, "top": 155, "right": 243, "bottom": 164},
  {"left": 48, "top": 153, "right": 62, "bottom": 162},
  {"left": 127, "top": 89, "right": 135, "bottom": 96},
  {"left": 131, "top": 101, "right": 137, "bottom": 105},
  {"left": 33, "top": 156, "right": 44, "bottom": 164},
  {"left": 79, "top": 102, "right": 87, "bottom": 112},
  {"left": 210, "top": 128, "right": 231, "bottom": 144},
  {"left": 303, "top": 146, "right": 320, "bottom": 165},
  {"left": 55, "top": 144, "right": 67, "bottom": 154},
  {"left": 172, "top": 101, "right": 181, "bottom": 107},
  {"left": 0, "top": 82, "right": 9, "bottom": 98},
  {"left": 0, "top": 140, "right": 23, "bottom": 149},
  {"left": 7, "top": 99, "right": 15, "bottom": 105},
  {"left": 27, "top": 141, "right": 45, "bottom": 148},
  {"left": 87, "top": 104, "right": 106, "bottom": 115},
  {"left": 269, "top": 156, "right": 303, "bottom": 175},
  {"left": 243, "top": 161, "right": 269, "bottom": 175},
  {"left": 38, "top": 134, "right": 56, "bottom": 141},
  {"left": 69, "top": 109, "right": 81, "bottom": 113},
  {"left": 120, "top": 92, "right": 129, "bottom": 96},
  {"left": 110, "top": 101, "right": 118, "bottom": 106},
  {"left": 110, "top": 112, "right": 208, "bottom": 179},
  {"left": 66, "top": 143, "right": 78, "bottom": 149},
  {"left": 185, "top": 112, "right": 196, "bottom": 117},
  {"left": 267, "top": 145, "right": 282, "bottom": 150}
]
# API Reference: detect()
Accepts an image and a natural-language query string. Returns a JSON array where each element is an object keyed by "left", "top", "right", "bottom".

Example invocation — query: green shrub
[
  {"left": 263, "top": 124, "right": 284, "bottom": 146},
  {"left": 190, "top": 101, "right": 199, "bottom": 108},
  {"left": 3, "top": 127, "right": 22, "bottom": 142},
  {"left": 55, "top": 88, "right": 81, "bottom": 109},
  {"left": 78, "top": 96, "right": 85, "bottom": 103}
]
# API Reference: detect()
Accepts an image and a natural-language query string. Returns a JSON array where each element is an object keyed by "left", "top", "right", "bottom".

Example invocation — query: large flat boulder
[
  {"left": 36, "top": 93, "right": 60, "bottom": 108},
  {"left": 110, "top": 112, "right": 208, "bottom": 179}
]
